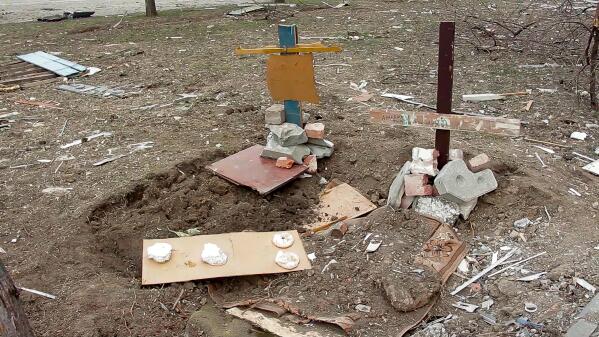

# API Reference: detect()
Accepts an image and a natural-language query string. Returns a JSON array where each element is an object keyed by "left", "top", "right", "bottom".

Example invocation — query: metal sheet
[
  {"left": 17, "top": 51, "right": 86, "bottom": 77},
  {"left": 206, "top": 145, "right": 308, "bottom": 195}
]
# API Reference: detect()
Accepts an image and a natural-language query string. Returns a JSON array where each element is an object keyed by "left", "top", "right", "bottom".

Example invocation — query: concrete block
[
  {"left": 276, "top": 157, "right": 294, "bottom": 169},
  {"left": 307, "top": 143, "right": 334, "bottom": 159},
  {"left": 267, "top": 123, "right": 308, "bottom": 147},
  {"left": 413, "top": 196, "right": 460, "bottom": 225},
  {"left": 303, "top": 112, "right": 310, "bottom": 122},
  {"left": 411, "top": 147, "right": 439, "bottom": 176},
  {"left": 565, "top": 320, "right": 597, "bottom": 337},
  {"left": 387, "top": 161, "right": 411, "bottom": 209},
  {"left": 303, "top": 154, "right": 317, "bottom": 174},
  {"left": 456, "top": 197, "right": 478, "bottom": 219},
  {"left": 265, "top": 104, "right": 285, "bottom": 125},
  {"left": 434, "top": 159, "right": 497, "bottom": 203},
  {"left": 404, "top": 174, "right": 434, "bottom": 196},
  {"left": 468, "top": 153, "right": 491, "bottom": 172},
  {"left": 262, "top": 134, "right": 310, "bottom": 164},
  {"left": 308, "top": 138, "right": 334, "bottom": 148},
  {"left": 304, "top": 123, "right": 325, "bottom": 139},
  {"left": 449, "top": 149, "right": 464, "bottom": 161}
]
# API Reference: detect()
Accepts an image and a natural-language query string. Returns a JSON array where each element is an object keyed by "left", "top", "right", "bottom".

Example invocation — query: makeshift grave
[{"left": 207, "top": 25, "right": 342, "bottom": 194}]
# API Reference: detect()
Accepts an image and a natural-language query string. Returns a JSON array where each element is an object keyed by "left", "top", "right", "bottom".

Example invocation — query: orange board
[
  {"left": 141, "top": 230, "right": 311, "bottom": 285},
  {"left": 266, "top": 54, "right": 319, "bottom": 104}
]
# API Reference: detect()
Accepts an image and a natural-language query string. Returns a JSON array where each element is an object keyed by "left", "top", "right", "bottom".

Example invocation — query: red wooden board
[{"left": 206, "top": 145, "right": 308, "bottom": 195}]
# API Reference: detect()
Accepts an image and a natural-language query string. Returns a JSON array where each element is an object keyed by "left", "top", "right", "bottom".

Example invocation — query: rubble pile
[
  {"left": 260, "top": 104, "right": 334, "bottom": 168},
  {"left": 387, "top": 147, "right": 498, "bottom": 224}
]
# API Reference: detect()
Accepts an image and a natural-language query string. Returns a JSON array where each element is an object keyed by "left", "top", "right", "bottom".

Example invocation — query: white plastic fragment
[
  {"left": 366, "top": 241, "right": 382, "bottom": 253},
  {"left": 42, "top": 187, "right": 73, "bottom": 195},
  {"left": 458, "top": 259, "right": 470, "bottom": 274},
  {"left": 307, "top": 253, "right": 316, "bottom": 261},
  {"left": 517, "top": 272, "right": 546, "bottom": 282},
  {"left": 481, "top": 299, "right": 494, "bottom": 310},
  {"left": 452, "top": 301, "right": 479, "bottom": 313},
  {"left": 201, "top": 243, "right": 228, "bottom": 266},
  {"left": 575, "top": 277, "right": 597, "bottom": 293},
  {"left": 272, "top": 232, "right": 294, "bottom": 248},
  {"left": 524, "top": 303, "right": 538, "bottom": 313},
  {"left": 462, "top": 93, "right": 506, "bottom": 102},
  {"left": 275, "top": 251, "right": 300, "bottom": 270},
  {"left": 147, "top": 242, "right": 173, "bottom": 263},
  {"left": 355, "top": 304, "right": 371, "bottom": 313},
  {"left": 513, "top": 218, "right": 532, "bottom": 230},
  {"left": 571, "top": 132, "right": 588, "bottom": 140}
]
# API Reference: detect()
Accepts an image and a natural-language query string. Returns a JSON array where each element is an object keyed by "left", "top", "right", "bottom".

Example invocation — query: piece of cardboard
[
  {"left": 266, "top": 54, "right": 320, "bottom": 104},
  {"left": 142, "top": 230, "right": 311, "bottom": 285},
  {"left": 314, "top": 183, "right": 377, "bottom": 226}
]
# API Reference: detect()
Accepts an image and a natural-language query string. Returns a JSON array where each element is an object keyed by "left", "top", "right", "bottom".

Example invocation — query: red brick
[
  {"left": 303, "top": 154, "right": 317, "bottom": 174},
  {"left": 468, "top": 153, "right": 491, "bottom": 172},
  {"left": 404, "top": 174, "right": 434, "bottom": 196},
  {"left": 276, "top": 157, "right": 294, "bottom": 169},
  {"left": 304, "top": 123, "right": 325, "bottom": 139}
]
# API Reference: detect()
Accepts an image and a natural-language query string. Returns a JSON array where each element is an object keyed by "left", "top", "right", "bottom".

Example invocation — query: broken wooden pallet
[{"left": 0, "top": 61, "right": 58, "bottom": 86}]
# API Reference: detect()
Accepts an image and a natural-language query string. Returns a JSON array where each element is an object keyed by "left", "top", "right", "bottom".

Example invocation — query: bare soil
[{"left": 0, "top": 1, "right": 598, "bottom": 336}]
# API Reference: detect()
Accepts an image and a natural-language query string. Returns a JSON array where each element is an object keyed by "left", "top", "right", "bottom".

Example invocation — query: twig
[
  {"left": 488, "top": 252, "right": 547, "bottom": 278},
  {"left": 451, "top": 249, "right": 518, "bottom": 295},
  {"left": 172, "top": 289, "right": 184, "bottom": 310},
  {"left": 17, "top": 287, "right": 56, "bottom": 299},
  {"left": 113, "top": 11, "right": 128, "bottom": 29},
  {"left": 534, "top": 152, "right": 547, "bottom": 168},
  {"left": 58, "top": 119, "right": 68, "bottom": 137},
  {"left": 54, "top": 161, "right": 63, "bottom": 174}
]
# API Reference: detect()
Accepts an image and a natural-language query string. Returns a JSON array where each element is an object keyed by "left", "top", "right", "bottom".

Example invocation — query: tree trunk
[
  {"left": 0, "top": 261, "right": 35, "bottom": 337},
  {"left": 145, "top": 0, "right": 158, "bottom": 17}
]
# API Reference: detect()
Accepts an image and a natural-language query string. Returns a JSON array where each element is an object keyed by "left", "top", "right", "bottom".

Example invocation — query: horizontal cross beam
[
  {"left": 370, "top": 109, "right": 521, "bottom": 137},
  {"left": 235, "top": 43, "right": 342, "bottom": 55}
]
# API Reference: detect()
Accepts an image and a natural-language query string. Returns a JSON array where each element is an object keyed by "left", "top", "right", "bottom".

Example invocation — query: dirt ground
[{"left": 0, "top": 0, "right": 598, "bottom": 336}]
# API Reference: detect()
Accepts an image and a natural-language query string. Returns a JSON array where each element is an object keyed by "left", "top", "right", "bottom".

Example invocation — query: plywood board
[
  {"left": 206, "top": 145, "right": 308, "bottom": 195},
  {"left": 267, "top": 54, "right": 319, "bottom": 104},
  {"left": 142, "top": 230, "right": 311, "bottom": 285},
  {"left": 370, "top": 109, "right": 521, "bottom": 137},
  {"left": 315, "top": 183, "right": 377, "bottom": 225}
]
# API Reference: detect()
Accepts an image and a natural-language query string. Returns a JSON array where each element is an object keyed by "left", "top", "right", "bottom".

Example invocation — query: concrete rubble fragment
[
  {"left": 566, "top": 292, "right": 599, "bottom": 337},
  {"left": 307, "top": 143, "right": 334, "bottom": 159},
  {"left": 570, "top": 131, "right": 587, "bottom": 140},
  {"left": 267, "top": 123, "right": 308, "bottom": 147},
  {"left": 262, "top": 134, "right": 310, "bottom": 164},
  {"left": 434, "top": 159, "right": 497, "bottom": 203},
  {"left": 308, "top": 138, "right": 334, "bottom": 148},
  {"left": 513, "top": 218, "right": 532, "bottom": 230},
  {"left": 410, "top": 323, "right": 449, "bottom": 337},
  {"left": 265, "top": 104, "right": 285, "bottom": 125},
  {"left": 448, "top": 149, "right": 463, "bottom": 161},
  {"left": 457, "top": 198, "right": 478, "bottom": 219},
  {"left": 386, "top": 161, "right": 412, "bottom": 209},
  {"left": 304, "top": 122, "right": 325, "bottom": 139},
  {"left": 413, "top": 196, "right": 460, "bottom": 225}
]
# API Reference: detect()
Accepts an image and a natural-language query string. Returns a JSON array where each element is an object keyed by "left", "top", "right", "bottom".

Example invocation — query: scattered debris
[
  {"left": 355, "top": 304, "right": 371, "bottom": 313},
  {"left": 452, "top": 301, "right": 478, "bottom": 313},
  {"left": 451, "top": 249, "right": 517, "bottom": 295},
  {"left": 462, "top": 91, "right": 528, "bottom": 102},
  {"left": 583, "top": 159, "right": 599, "bottom": 176},
  {"left": 58, "top": 83, "right": 140, "bottom": 98},
  {"left": 517, "top": 272, "right": 546, "bottom": 282},
  {"left": 15, "top": 99, "right": 61, "bottom": 109},
  {"left": 60, "top": 131, "right": 112, "bottom": 149},
  {"left": 366, "top": 240, "right": 382, "bottom": 253},
  {"left": 17, "top": 287, "right": 57, "bottom": 300},
  {"left": 575, "top": 277, "right": 597, "bottom": 293},
  {"left": 570, "top": 131, "right": 588, "bottom": 140},
  {"left": 415, "top": 223, "right": 467, "bottom": 283},
  {"left": 566, "top": 292, "right": 599, "bottom": 337},
  {"left": 488, "top": 251, "right": 547, "bottom": 277},
  {"left": 227, "top": 5, "right": 265, "bottom": 16},
  {"left": 513, "top": 217, "right": 532, "bottom": 230},
  {"left": 38, "top": 11, "right": 95, "bottom": 22},
  {"left": 41, "top": 187, "right": 72, "bottom": 195}
]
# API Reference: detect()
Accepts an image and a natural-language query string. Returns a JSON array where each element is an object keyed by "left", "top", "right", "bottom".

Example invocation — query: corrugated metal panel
[{"left": 17, "top": 51, "right": 86, "bottom": 77}]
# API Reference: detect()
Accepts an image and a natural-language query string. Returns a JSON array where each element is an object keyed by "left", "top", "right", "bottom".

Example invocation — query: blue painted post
[{"left": 277, "top": 24, "right": 303, "bottom": 126}]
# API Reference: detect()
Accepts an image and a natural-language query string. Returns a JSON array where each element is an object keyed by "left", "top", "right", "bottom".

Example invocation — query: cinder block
[
  {"left": 404, "top": 174, "right": 434, "bottom": 196},
  {"left": 456, "top": 197, "right": 478, "bottom": 219},
  {"left": 303, "top": 154, "right": 317, "bottom": 174},
  {"left": 265, "top": 104, "right": 285, "bottom": 125},
  {"left": 276, "top": 157, "right": 294, "bottom": 169},
  {"left": 387, "top": 161, "right": 411, "bottom": 209},
  {"left": 267, "top": 123, "right": 308, "bottom": 146},
  {"left": 305, "top": 123, "right": 325, "bottom": 139},
  {"left": 413, "top": 196, "right": 460, "bottom": 224},
  {"left": 468, "top": 153, "right": 491, "bottom": 172},
  {"left": 434, "top": 159, "right": 497, "bottom": 203}
]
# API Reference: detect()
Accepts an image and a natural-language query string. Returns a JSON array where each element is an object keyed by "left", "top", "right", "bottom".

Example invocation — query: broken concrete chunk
[
  {"left": 262, "top": 135, "right": 310, "bottom": 164},
  {"left": 414, "top": 196, "right": 460, "bottom": 225},
  {"left": 411, "top": 147, "right": 439, "bottom": 176},
  {"left": 379, "top": 271, "right": 441, "bottom": 312},
  {"left": 304, "top": 122, "right": 325, "bottom": 139},
  {"left": 449, "top": 149, "right": 464, "bottom": 161},
  {"left": 434, "top": 159, "right": 497, "bottom": 203},
  {"left": 468, "top": 153, "right": 491, "bottom": 172},
  {"left": 513, "top": 217, "right": 532, "bottom": 230},
  {"left": 411, "top": 323, "right": 449, "bottom": 337},
  {"left": 307, "top": 138, "right": 334, "bottom": 148},
  {"left": 267, "top": 123, "right": 308, "bottom": 146},
  {"left": 265, "top": 104, "right": 285, "bottom": 125},
  {"left": 307, "top": 143, "right": 334, "bottom": 159},
  {"left": 387, "top": 161, "right": 412, "bottom": 209}
]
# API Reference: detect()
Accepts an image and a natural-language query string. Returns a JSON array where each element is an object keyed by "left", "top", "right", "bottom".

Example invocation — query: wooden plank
[
  {"left": 0, "top": 73, "right": 57, "bottom": 86},
  {"left": 370, "top": 109, "right": 521, "bottom": 137},
  {"left": 1, "top": 68, "right": 50, "bottom": 79}
]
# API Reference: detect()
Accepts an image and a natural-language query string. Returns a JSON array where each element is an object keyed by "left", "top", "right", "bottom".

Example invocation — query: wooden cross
[
  {"left": 235, "top": 24, "right": 342, "bottom": 126},
  {"left": 370, "top": 22, "right": 520, "bottom": 169}
]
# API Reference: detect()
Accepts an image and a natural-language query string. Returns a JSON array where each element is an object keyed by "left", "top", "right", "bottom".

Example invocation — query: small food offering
[
  {"left": 147, "top": 243, "right": 173, "bottom": 263},
  {"left": 275, "top": 251, "right": 300, "bottom": 270},
  {"left": 272, "top": 232, "right": 294, "bottom": 248},
  {"left": 201, "top": 243, "right": 228, "bottom": 266}
]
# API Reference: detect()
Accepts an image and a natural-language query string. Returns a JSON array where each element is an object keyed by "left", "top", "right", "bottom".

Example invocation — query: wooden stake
[{"left": 0, "top": 261, "right": 35, "bottom": 337}]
